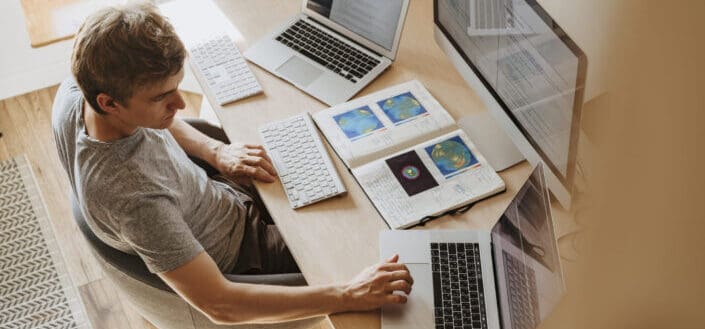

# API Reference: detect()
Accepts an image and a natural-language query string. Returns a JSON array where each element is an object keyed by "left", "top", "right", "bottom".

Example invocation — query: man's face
[{"left": 117, "top": 69, "right": 186, "bottom": 130}]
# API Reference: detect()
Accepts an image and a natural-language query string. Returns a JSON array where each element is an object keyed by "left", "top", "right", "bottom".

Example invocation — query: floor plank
[
  {"left": 117, "top": 292, "right": 160, "bottom": 329},
  {"left": 79, "top": 278, "right": 152, "bottom": 329}
]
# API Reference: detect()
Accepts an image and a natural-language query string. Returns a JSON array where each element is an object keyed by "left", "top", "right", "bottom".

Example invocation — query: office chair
[{"left": 69, "top": 119, "right": 324, "bottom": 329}]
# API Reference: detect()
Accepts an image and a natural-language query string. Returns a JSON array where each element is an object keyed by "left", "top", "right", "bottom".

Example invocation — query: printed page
[
  {"left": 352, "top": 129, "right": 505, "bottom": 229},
  {"left": 313, "top": 80, "right": 456, "bottom": 168}
]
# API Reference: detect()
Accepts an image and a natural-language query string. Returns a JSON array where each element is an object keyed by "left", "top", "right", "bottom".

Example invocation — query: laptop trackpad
[
  {"left": 382, "top": 264, "right": 434, "bottom": 329},
  {"left": 276, "top": 56, "right": 323, "bottom": 87}
]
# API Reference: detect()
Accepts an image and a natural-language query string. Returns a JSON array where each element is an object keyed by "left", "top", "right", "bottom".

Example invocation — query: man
[{"left": 52, "top": 3, "right": 413, "bottom": 325}]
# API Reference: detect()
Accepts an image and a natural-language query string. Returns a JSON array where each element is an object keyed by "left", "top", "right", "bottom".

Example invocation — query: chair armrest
[{"left": 224, "top": 273, "right": 307, "bottom": 286}]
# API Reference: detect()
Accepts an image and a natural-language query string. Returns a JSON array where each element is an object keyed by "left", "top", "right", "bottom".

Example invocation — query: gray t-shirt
[{"left": 52, "top": 78, "right": 248, "bottom": 273}]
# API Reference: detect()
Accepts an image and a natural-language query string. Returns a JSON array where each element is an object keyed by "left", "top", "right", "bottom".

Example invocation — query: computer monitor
[{"left": 433, "top": 0, "right": 587, "bottom": 209}]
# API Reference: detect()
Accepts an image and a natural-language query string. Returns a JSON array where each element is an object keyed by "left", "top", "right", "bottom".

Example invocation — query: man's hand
[
  {"left": 340, "top": 254, "right": 414, "bottom": 311},
  {"left": 213, "top": 142, "right": 277, "bottom": 183}
]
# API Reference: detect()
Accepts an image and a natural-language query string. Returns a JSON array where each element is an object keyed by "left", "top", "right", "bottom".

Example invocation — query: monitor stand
[{"left": 458, "top": 111, "right": 524, "bottom": 171}]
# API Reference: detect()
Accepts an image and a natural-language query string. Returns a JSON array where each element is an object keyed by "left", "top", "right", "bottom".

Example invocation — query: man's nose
[{"left": 170, "top": 91, "right": 186, "bottom": 111}]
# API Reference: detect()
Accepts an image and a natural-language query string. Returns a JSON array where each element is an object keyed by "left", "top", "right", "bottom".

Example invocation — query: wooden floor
[{"left": 0, "top": 86, "right": 330, "bottom": 329}]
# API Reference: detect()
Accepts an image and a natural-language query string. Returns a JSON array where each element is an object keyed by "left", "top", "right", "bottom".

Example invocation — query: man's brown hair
[{"left": 71, "top": 2, "right": 186, "bottom": 114}]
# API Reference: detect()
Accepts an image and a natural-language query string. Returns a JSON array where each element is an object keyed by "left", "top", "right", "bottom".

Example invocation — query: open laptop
[
  {"left": 380, "top": 163, "right": 564, "bottom": 329},
  {"left": 243, "top": 0, "right": 409, "bottom": 106}
]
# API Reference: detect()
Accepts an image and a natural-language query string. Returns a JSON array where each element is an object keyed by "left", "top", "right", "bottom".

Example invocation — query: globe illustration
[
  {"left": 379, "top": 93, "right": 427, "bottom": 123},
  {"left": 429, "top": 139, "right": 476, "bottom": 174},
  {"left": 334, "top": 107, "right": 384, "bottom": 139}
]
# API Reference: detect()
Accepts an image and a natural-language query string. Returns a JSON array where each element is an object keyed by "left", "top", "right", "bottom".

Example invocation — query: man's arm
[
  {"left": 159, "top": 252, "right": 413, "bottom": 325},
  {"left": 167, "top": 118, "right": 222, "bottom": 168},
  {"left": 168, "top": 118, "right": 276, "bottom": 182}
]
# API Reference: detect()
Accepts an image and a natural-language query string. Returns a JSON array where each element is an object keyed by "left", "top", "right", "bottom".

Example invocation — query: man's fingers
[
  {"left": 378, "top": 262, "right": 409, "bottom": 273},
  {"left": 385, "top": 294, "right": 408, "bottom": 305},
  {"left": 235, "top": 164, "right": 276, "bottom": 182},
  {"left": 377, "top": 269, "right": 414, "bottom": 286},
  {"left": 244, "top": 144, "right": 265, "bottom": 150},
  {"left": 242, "top": 156, "right": 277, "bottom": 176},
  {"left": 389, "top": 269, "right": 414, "bottom": 285},
  {"left": 386, "top": 254, "right": 399, "bottom": 263},
  {"left": 246, "top": 148, "right": 272, "bottom": 163},
  {"left": 251, "top": 167, "right": 276, "bottom": 182},
  {"left": 386, "top": 280, "right": 412, "bottom": 294}
]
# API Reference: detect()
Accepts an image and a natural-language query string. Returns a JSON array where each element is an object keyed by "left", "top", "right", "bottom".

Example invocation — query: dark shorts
[{"left": 219, "top": 178, "right": 300, "bottom": 275}]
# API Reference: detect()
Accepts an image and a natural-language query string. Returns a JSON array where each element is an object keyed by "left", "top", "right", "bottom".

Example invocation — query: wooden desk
[{"left": 196, "top": 1, "right": 570, "bottom": 328}]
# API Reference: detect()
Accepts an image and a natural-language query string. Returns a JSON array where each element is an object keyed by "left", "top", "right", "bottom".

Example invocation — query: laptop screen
[
  {"left": 490, "top": 163, "right": 564, "bottom": 329},
  {"left": 306, "top": 0, "right": 404, "bottom": 51}
]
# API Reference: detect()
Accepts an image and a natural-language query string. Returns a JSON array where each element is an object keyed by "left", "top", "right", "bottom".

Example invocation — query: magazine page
[
  {"left": 313, "top": 80, "right": 456, "bottom": 168},
  {"left": 352, "top": 129, "right": 505, "bottom": 229}
]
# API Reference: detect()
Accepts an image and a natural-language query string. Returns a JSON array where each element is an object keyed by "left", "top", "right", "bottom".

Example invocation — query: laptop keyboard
[
  {"left": 431, "top": 242, "right": 488, "bottom": 329},
  {"left": 275, "top": 20, "right": 380, "bottom": 83},
  {"left": 503, "top": 251, "right": 540, "bottom": 329}
]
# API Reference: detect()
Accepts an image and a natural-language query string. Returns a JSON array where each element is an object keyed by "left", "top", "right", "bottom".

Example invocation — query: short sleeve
[
  {"left": 51, "top": 78, "right": 82, "bottom": 178},
  {"left": 118, "top": 194, "right": 204, "bottom": 273}
]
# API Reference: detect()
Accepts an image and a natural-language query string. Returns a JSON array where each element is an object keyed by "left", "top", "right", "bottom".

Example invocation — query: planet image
[
  {"left": 401, "top": 165, "right": 420, "bottom": 180},
  {"left": 425, "top": 136, "right": 478, "bottom": 176},
  {"left": 378, "top": 92, "right": 428, "bottom": 124},
  {"left": 386, "top": 150, "right": 439, "bottom": 196},
  {"left": 333, "top": 106, "right": 385, "bottom": 140}
]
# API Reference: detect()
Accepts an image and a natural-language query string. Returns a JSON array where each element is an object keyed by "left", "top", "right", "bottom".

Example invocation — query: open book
[{"left": 313, "top": 80, "right": 505, "bottom": 229}]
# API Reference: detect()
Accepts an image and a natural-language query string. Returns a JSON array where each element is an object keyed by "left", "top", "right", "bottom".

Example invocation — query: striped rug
[{"left": 0, "top": 156, "right": 91, "bottom": 329}]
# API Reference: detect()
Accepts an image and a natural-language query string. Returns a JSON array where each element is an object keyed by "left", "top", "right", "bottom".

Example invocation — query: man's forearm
[
  {"left": 168, "top": 118, "right": 223, "bottom": 168},
  {"left": 162, "top": 253, "right": 410, "bottom": 326},
  {"left": 206, "top": 282, "right": 348, "bottom": 325}
]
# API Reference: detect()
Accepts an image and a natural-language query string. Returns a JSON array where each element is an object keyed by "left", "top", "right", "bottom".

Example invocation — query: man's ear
[{"left": 95, "top": 93, "right": 122, "bottom": 114}]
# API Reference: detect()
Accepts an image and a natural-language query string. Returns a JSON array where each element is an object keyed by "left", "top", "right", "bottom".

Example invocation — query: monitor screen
[
  {"left": 491, "top": 164, "right": 563, "bottom": 329},
  {"left": 434, "top": 0, "right": 586, "bottom": 189},
  {"left": 306, "top": 0, "right": 405, "bottom": 52}
]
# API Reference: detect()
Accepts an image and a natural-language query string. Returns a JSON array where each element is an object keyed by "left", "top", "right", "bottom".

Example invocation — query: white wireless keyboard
[
  {"left": 189, "top": 34, "right": 262, "bottom": 105},
  {"left": 259, "top": 113, "right": 346, "bottom": 209}
]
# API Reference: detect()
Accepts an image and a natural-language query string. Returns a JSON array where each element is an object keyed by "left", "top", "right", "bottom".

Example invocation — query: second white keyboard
[
  {"left": 189, "top": 34, "right": 263, "bottom": 105},
  {"left": 259, "top": 113, "right": 346, "bottom": 209}
]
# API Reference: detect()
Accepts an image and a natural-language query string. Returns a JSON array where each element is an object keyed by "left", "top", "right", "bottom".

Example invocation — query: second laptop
[{"left": 244, "top": 0, "right": 409, "bottom": 106}]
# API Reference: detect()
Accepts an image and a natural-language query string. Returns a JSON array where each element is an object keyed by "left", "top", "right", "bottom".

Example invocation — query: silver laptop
[
  {"left": 380, "top": 163, "right": 564, "bottom": 329},
  {"left": 243, "top": 0, "right": 409, "bottom": 106}
]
